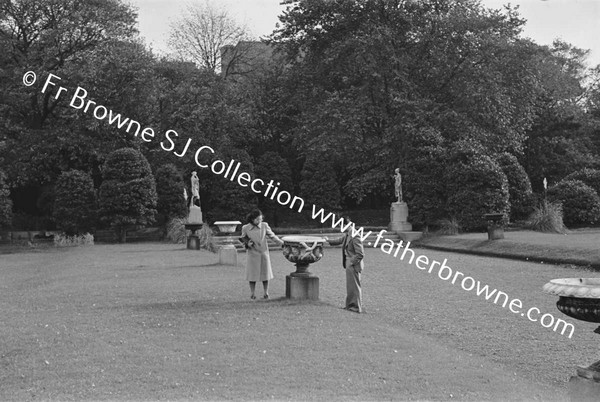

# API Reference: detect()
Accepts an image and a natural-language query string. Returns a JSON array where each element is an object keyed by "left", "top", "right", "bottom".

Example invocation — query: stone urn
[
  {"left": 213, "top": 221, "right": 241, "bottom": 266},
  {"left": 281, "top": 235, "right": 326, "bottom": 277},
  {"left": 213, "top": 221, "right": 241, "bottom": 249},
  {"left": 282, "top": 235, "right": 326, "bottom": 301},
  {"left": 543, "top": 278, "right": 600, "bottom": 397}
]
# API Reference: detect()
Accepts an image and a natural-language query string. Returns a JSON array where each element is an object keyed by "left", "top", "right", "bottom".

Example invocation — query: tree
[
  {"left": 444, "top": 141, "right": 510, "bottom": 231},
  {"left": 168, "top": 0, "right": 249, "bottom": 73},
  {"left": 300, "top": 154, "right": 341, "bottom": 213},
  {"left": 202, "top": 149, "right": 258, "bottom": 222},
  {"left": 98, "top": 148, "right": 157, "bottom": 242},
  {"left": 155, "top": 164, "right": 187, "bottom": 232},
  {"left": 270, "top": 0, "right": 545, "bottom": 206},
  {"left": 548, "top": 180, "right": 600, "bottom": 226},
  {"left": 522, "top": 40, "right": 596, "bottom": 192},
  {"left": 255, "top": 151, "right": 294, "bottom": 226},
  {"left": 53, "top": 170, "right": 97, "bottom": 235},
  {"left": 495, "top": 153, "right": 533, "bottom": 221},
  {"left": 0, "top": 170, "right": 12, "bottom": 229},
  {"left": 564, "top": 168, "right": 600, "bottom": 196},
  {"left": 0, "top": 0, "right": 138, "bottom": 129}
]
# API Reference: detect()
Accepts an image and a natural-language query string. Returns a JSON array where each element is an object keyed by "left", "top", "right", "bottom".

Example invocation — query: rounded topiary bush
[
  {"left": 155, "top": 164, "right": 187, "bottom": 229},
  {"left": 403, "top": 127, "right": 448, "bottom": 229},
  {"left": 445, "top": 143, "right": 510, "bottom": 231},
  {"left": 0, "top": 170, "right": 12, "bottom": 229},
  {"left": 547, "top": 179, "right": 600, "bottom": 226},
  {"left": 563, "top": 168, "right": 600, "bottom": 196},
  {"left": 495, "top": 152, "right": 534, "bottom": 221},
  {"left": 53, "top": 170, "right": 97, "bottom": 235},
  {"left": 98, "top": 148, "right": 157, "bottom": 242}
]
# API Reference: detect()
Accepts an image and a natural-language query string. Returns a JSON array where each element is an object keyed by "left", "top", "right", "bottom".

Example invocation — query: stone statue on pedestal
[
  {"left": 188, "top": 171, "right": 202, "bottom": 223},
  {"left": 389, "top": 168, "right": 412, "bottom": 232}
]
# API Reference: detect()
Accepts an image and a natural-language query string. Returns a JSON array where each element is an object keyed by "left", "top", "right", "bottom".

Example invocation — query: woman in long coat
[{"left": 240, "top": 209, "right": 284, "bottom": 300}]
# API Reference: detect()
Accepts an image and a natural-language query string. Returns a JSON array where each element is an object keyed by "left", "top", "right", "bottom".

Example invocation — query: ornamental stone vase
[
  {"left": 214, "top": 221, "right": 241, "bottom": 266},
  {"left": 281, "top": 235, "right": 325, "bottom": 277},
  {"left": 282, "top": 235, "right": 326, "bottom": 301},
  {"left": 543, "top": 278, "right": 600, "bottom": 399}
]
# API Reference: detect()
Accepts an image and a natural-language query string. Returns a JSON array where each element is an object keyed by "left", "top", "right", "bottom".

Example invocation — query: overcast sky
[{"left": 127, "top": 0, "right": 600, "bottom": 66}]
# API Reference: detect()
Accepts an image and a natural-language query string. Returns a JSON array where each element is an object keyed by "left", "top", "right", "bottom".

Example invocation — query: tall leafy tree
[
  {"left": 300, "top": 154, "right": 341, "bottom": 213},
  {"left": 0, "top": 170, "right": 12, "bottom": 229},
  {"left": 0, "top": 0, "right": 137, "bottom": 129},
  {"left": 155, "top": 163, "right": 187, "bottom": 231},
  {"left": 270, "top": 0, "right": 544, "bottom": 208},
  {"left": 98, "top": 148, "right": 157, "bottom": 242},
  {"left": 255, "top": 151, "right": 294, "bottom": 226},
  {"left": 53, "top": 170, "right": 97, "bottom": 235}
]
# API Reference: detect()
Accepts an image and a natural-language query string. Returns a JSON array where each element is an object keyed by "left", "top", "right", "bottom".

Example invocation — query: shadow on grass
[{"left": 125, "top": 296, "right": 337, "bottom": 314}]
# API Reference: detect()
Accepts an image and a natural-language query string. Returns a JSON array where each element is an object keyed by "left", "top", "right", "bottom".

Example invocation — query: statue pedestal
[
  {"left": 286, "top": 275, "right": 319, "bottom": 301},
  {"left": 214, "top": 221, "right": 242, "bottom": 266},
  {"left": 184, "top": 223, "right": 204, "bottom": 250},
  {"left": 188, "top": 206, "right": 203, "bottom": 223},
  {"left": 389, "top": 202, "right": 412, "bottom": 232},
  {"left": 219, "top": 245, "right": 238, "bottom": 266}
]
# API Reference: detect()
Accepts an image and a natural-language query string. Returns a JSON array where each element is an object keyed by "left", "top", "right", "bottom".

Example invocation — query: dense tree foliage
[
  {"left": 0, "top": 171, "right": 12, "bottom": 229},
  {"left": 548, "top": 180, "right": 600, "bottom": 226},
  {"left": 255, "top": 151, "right": 294, "bottom": 226},
  {"left": 444, "top": 142, "right": 510, "bottom": 231},
  {"left": 53, "top": 170, "right": 97, "bottom": 235},
  {"left": 98, "top": 148, "right": 157, "bottom": 242},
  {"left": 155, "top": 164, "right": 187, "bottom": 231},
  {"left": 495, "top": 152, "right": 534, "bottom": 221},
  {"left": 300, "top": 154, "right": 341, "bottom": 212},
  {"left": 3, "top": 0, "right": 600, "bottom": 233}
]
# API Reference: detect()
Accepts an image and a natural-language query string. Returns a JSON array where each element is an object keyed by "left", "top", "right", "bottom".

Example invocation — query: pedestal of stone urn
[
  {"left": 184, "top": 223, "right": 204, "bottom": 250},
  {"left": 185, "top": 205, "right": 204, "bottom": 250},
  {"left": 214, "top": 221, "right": 241, "bottom": 266},
  {"left": 282, "top": 235, "right": 325, "bottom": 301},
  {"left": 543, "top": 278, "right": 600, "bottom": 400},
  {"left": 484, "top": 213, "right": 505, "bottom": 240}
]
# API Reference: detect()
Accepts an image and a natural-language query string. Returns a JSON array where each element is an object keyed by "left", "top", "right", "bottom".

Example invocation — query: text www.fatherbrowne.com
[{"left": 312, "top": 205, "right": 576, "bottom": 339}]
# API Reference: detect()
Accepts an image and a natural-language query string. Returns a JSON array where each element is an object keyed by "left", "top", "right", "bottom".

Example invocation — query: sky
[{"left": 127, "top": 0, "right": 600, "bottom": 67}]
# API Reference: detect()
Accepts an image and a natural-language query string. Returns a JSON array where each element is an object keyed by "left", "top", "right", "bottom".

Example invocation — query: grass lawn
[
  {"left": 418, "top": 228, "right": 600, "bottom": 268},
  {"left": 1, "top": 241, "right": 597, "bottom": 400}
]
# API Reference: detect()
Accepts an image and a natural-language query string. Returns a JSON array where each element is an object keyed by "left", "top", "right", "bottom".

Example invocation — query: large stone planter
[
  {"left": 184, "top": 223, "right": 204, "bottom": 250},
  {"left": 214, "top": 221, "right": 241, "bottom": 266},
  {"left": 282, "top": 235, "right": 325, "bottom": 300},
  {"left": 484, "top": 213, "right": 505, "bottom": 240},
  {"left": 544, "top": 278, "right": 600, "bottom": 399}
]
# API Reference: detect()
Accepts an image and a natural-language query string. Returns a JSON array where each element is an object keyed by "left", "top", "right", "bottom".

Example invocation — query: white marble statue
[{"left": 394, "top": 168, "right": 402, "bottom": 203}]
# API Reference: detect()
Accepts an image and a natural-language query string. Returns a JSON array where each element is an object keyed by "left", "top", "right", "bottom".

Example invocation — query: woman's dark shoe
[
  {"left": 250, "top": 295, "right": 256, "bottom": 300},
  {"left": 263, "top": 294, "right": 269, "bottom": 299}
]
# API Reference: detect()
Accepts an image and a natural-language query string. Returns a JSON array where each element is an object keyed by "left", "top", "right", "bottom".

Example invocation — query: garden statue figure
[
  {"left": 190, "top": 171, "right": 200, "bottom": 206},
  {"left": 394, "top": 168, "right": 402, "bottom": 203}
]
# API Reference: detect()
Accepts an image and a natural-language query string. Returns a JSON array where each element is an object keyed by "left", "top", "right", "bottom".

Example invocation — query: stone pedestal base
[
  {"left": 187, "top": 235, "right": 200, "bottom": 250},
  {"left": 569, "top": 375, "right": 600, "bottom": 401},
  {"left": 487, "top": 225, "right": 504, "bottom": 240},
  {"left": 219, "top": 246, "right": 238, "bottom": 266},
  {"left": 389, "top": 202, "right": 412, "bottom": 232},
  {"left": 286, "top": 275, "right": 319, "bottom": 301}
]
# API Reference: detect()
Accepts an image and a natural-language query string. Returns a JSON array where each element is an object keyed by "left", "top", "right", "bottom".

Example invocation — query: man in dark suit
[{"left": 325, "top": 216, "right": 365, "bottom": 313}]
